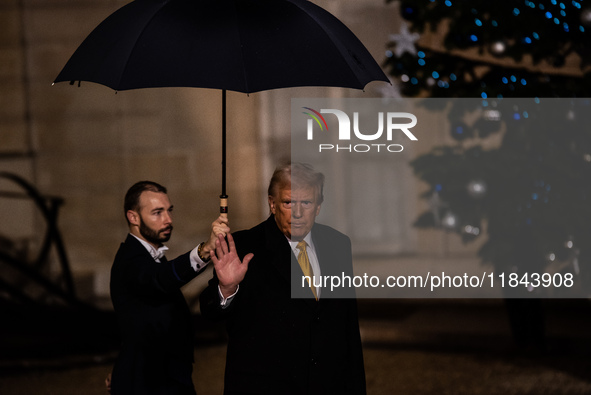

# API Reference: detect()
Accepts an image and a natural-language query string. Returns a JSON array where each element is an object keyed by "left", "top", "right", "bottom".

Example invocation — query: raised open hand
[{"left": 212, "top": 233, "right": 253, "bottom": 298}]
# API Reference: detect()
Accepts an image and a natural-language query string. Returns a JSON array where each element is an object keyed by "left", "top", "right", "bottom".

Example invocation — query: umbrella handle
[{"left": 220, "top": 194, "right": 228, "bottom": 219}]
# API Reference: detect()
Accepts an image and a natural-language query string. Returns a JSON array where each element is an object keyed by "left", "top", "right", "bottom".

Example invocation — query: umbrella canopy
[
  {"left": 54, "top": 0, "right": 387, "bottom": 92},
  {"left": 54, "top": 0, "right": 389, "bottom": 213}
]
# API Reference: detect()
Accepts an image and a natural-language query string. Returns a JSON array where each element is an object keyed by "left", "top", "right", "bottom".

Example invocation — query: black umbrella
[{"left": 54, "top": 0, "right": 389, "bottom": 215}]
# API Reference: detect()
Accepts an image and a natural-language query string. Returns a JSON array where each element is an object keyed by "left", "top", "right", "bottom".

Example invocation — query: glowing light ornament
[
  {"left": 580, "top": 8, "right": 591, "bottom": 26},
  {"left": 489, "top": 40, "right": 507, "bottom": 57},
  {"left": 450, "top": 121, "right": 472, "bottom": 141},
  {"left": 441, "top": 211, "right": 459, "bottom": 230},
  {"left": 564, "top": 237, "right": 581, "bottom": 275},
  {"left": 462, "top": 224, "right": 481, "bottom": 237},
  {"left": 467, "top": 179, "right": 487, "bottom": 198}
]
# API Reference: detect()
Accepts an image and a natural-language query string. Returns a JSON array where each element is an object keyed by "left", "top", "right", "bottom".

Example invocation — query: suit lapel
[
  {"left": 311, "top": 224, "right": 340, "bottom": 277},
  {"left": 310, "top": 225, "right": 340, "bottom": 307},
  {"left": 262, "top": 216, "right": 318, "bottom": 304}
]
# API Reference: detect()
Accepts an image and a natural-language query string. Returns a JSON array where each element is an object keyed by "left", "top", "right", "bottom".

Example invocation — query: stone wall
[{"left": 1, "top": 0, "right": 264, "bottom": 303}]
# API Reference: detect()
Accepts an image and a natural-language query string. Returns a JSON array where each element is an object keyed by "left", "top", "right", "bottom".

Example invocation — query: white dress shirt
[{"left": 130, "top": 234, "right": 209, "bottom": 272}]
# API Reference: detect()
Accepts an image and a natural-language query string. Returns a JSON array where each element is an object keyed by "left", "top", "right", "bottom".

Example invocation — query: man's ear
[
  {"left": 315, "top": 203, "right": 322, "bottom": 218},
  {"left": 127, "top": 210, "right": 140, "bottom": 226},
  {"left": 268, "top": 196, "right": 276, "bottom": 214}
]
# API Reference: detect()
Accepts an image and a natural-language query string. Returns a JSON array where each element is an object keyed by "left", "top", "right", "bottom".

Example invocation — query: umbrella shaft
[
  {"left": 221, "top": 90, "right": 228, "bottom": 218},
  {"left": 222, "top": 89, "right": 226, "bottom": 196}
]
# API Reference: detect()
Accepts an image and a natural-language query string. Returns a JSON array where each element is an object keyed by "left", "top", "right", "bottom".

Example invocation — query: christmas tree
[{"left": 384, "top": 0, "right": 591, "bottom": 296}]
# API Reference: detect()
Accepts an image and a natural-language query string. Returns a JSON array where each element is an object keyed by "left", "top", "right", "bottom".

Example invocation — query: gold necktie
[{"left": 297, "top": 240, "right": 317, "bottom": 300}]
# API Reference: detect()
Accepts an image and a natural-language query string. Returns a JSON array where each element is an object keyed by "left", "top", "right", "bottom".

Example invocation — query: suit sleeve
[{"left": 199, "top": 270, "right": 228, "bottom": 321}]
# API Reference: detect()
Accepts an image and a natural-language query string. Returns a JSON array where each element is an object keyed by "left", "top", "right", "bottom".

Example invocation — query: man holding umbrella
[
  {"left": 201, "top": 163, "right": 366, "bottom": 395},
  {"left": 109, "top": 181, "right": 250, "bottom": 394}
]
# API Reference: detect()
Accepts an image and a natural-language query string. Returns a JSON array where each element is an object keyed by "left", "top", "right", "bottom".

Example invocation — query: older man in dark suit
[
  {"left": 109, "top": 181, "right": 247, "bottom": 395},
  {"left": 201, "top": 163, "right": 366, "bottom": 395}
]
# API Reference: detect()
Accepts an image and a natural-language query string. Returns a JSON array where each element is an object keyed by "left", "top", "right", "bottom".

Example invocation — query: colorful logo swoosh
[{"left": 302, "top": 107, "right": 328, "bottom": 131}]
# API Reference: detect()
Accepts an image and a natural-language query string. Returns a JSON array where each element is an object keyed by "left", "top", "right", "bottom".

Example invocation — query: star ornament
[{"left": 389, "top": 22, "right": 420, "bottom": 57}]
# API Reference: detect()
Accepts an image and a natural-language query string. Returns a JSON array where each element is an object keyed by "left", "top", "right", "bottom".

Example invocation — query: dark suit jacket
[
  {"left": 200, "top": 215, "right": 366, "bottom": 395},
  {"left": 110, "top": 234, "right": 202, "bottom": 395}
]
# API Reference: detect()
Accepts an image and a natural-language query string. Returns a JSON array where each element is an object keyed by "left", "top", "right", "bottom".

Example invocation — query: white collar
[
  {"left": 130, "top": 233, "right": 169, "bottom": 261},
  {"left": 288, "top": 232, "right": 314, "bottom": 251}
]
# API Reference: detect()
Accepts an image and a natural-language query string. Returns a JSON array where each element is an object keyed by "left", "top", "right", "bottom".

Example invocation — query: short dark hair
[
  {"left": 124, "top": 181, "right": 167, "bottom": 223},
  {"left": 268, "top": 162, "right": 324, "bottom": 204}
]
